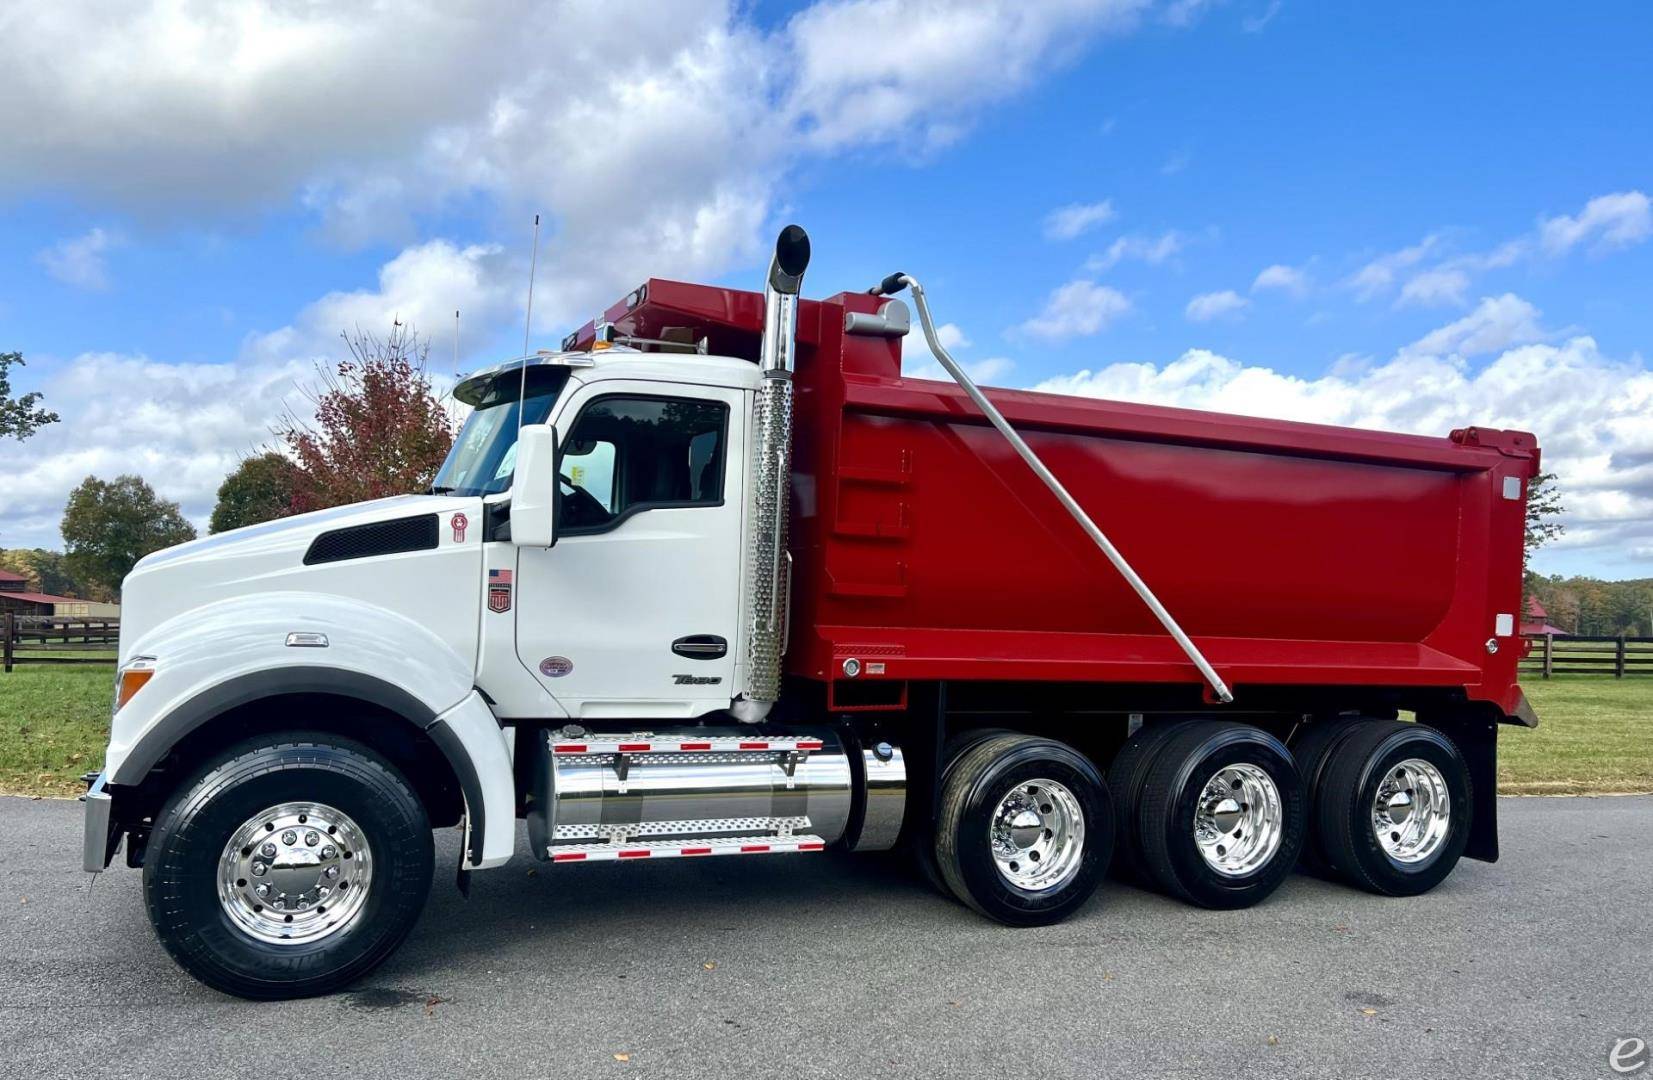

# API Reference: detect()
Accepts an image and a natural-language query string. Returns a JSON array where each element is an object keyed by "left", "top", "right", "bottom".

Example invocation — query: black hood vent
[{"left": 303, "top": 513, "right": 440, "bottom": 566}]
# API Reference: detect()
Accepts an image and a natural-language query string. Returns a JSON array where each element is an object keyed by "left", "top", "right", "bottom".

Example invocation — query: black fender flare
[{"left": 109, "top": 666, "right": 486, "bottom": 866}]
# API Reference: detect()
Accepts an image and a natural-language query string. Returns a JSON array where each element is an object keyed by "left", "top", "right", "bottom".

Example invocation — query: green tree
[
  {"left": 277, "top": 324, "right": 455, "bottom": 513},
  {"left": 1521, "top": 471, "right": 1565, "bottom": 615},
  {"left": 0, "top": 351, "right": 59, "bottom": 439},
  {"left": 0, "top": 548, "right": 81, "bottom": 596},
  {"left": 210, "top": 452, "right": 299, "bottom": 534},
  {"left": 60, "top": 475, "right": 197, "bottom": 596}
]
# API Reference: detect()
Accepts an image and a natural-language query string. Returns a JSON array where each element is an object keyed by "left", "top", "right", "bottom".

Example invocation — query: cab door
[{"left": 513, "top": 379, "right": 747, "bottom": 720}]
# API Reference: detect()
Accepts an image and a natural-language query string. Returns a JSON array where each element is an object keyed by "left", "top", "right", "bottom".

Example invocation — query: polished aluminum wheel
[
  {"left": 1373, "top": 758, "right": 1450, "bottom": 864},
  {"left": 217, "top": 802, "right": 373, "bottom": 945},
  {"left": 989, "top": 779, "right": 1085, "bottom": 891},
  {"left": 1193, "top": 763, "right": 1283, "bottom": 877}
]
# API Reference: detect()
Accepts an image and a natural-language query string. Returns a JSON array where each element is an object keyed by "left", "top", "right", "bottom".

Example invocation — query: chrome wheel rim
[
  {"left": 1193, "top": 763, "right": 1283, "bottom": 877},
  {"left": 990, "top": 779, "right": 1085, "bottom": 892},
  {"left": 217, "top": 802, "right": 373, "bottom": 945},
  {"left": 1373, "top": 758, "right": 1450, "bottom": 865}
]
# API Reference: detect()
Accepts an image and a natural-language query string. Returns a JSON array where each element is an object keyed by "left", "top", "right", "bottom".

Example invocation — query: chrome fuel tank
[
  {"left": 525, "top": 727, "right": 905, "bottom": 853},
  {"left": 526, "top": 729, "right": 903, "bottom": 857}
]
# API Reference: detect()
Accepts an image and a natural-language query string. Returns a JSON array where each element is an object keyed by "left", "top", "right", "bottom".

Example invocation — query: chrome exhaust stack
[{"left": 732, "top": 225, "right": 810, "bottom": 724}]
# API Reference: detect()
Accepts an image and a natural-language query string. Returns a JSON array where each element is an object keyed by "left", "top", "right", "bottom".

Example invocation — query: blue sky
[{"left": 2, "top": 0, "right": 1650, "bottom": 577}]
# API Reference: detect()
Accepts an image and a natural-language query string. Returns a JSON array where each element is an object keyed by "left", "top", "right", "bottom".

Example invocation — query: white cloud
[
  {"left": 0, "top": 352, "right": 315, "bottom": 547},
  {"left": 242, "top": 240, "right": 519, "bottom": 364},
  {"left": 1185, "top": 289, "right": 1248, "bottom": 322},
  {"left": 1086, "top": 231, "right": 1184, "bottom": 272},
  {"left": 904, "top": 353, "right": 1015, "bottom": 385},
  {"left": 787, "top": 0, "right": 1148, "bottom": 151},
  {"left": 1347, "top": 235, "right": 1441, "bottom": 300},
  {"left": 1242, "top": 1, "right": 1282, "bottom": 32},
  {"left": 1031, "top": 298, "right": 1653, "bottom": 565},
  {"left": 1539, "top": 191, "right": 1653, "bottom": 255},
  {"left": 1250, "top": 263, "right": 1309, "bottom": 297},
  {"left": 37, "top": 227, "right": 120, "bottom": 290},
  {"left": 931, "top": 323, "right": 972, "bottom": 350},
  {"left": 1399, "top": 294, "right": 1544, "bottom": 359},
  {"left": 1348, "top": 191, "right": 1651, "bottom": 309},
  {"left": 1019, "top": 280, "right": 1132, "bottom": 338},
  {"left": 1, "top": 0, "right": 1153, "bottom": 333},
  {"left": 1395, "top": 267, "right": 1470, "bottom": 309},
  {"left": 1163, "top": 0, "right": 1217, "bottom": 27},
  {"left": 1044, "top": 200, "right": 1117, "bottom": 241}
]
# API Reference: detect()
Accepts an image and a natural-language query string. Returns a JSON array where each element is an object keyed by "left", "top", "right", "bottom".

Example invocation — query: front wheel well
[{"left": 118, "top": 693, "right": 466, "bottom": 863}]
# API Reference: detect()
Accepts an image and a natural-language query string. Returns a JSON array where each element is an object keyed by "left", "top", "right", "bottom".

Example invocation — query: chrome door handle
[{"left": 672, "top": 635, "right": 728, "bottom": 660}]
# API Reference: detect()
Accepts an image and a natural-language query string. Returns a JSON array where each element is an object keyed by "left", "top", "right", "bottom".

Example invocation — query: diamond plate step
[
  {"left": 546, "top": 834, "right": 827, "bottom": 863},
  {"left": 552, "top": 815, "right": 812, "bottom": 842},
  {"left": 548, "top": 734, "right": 825, "bottom": 756}
]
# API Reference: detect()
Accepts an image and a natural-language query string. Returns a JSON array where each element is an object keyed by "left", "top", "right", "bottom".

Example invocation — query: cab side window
[{"left": 558, "top": 395, "right": 728, "bottom": 534}]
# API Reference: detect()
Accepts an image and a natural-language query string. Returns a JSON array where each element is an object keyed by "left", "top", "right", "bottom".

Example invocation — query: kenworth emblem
[{"left": 450, "top": 512, "right": 468, "bottom": 543}]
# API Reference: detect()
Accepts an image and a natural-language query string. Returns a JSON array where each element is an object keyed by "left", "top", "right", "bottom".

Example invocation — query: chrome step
[
  {"left": 546, "top": 834, "right": 827, "bottom": 863},
  {"left": 552, "top": 815, "right": 812, "bottom": 842},
  {"left": 548, "top": 733, "right": 825, "bottom": 756}
]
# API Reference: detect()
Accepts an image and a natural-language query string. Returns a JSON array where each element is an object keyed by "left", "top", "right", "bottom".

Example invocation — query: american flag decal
[{"left": 488, "top": 568, "right": 513, "bottom": 613}]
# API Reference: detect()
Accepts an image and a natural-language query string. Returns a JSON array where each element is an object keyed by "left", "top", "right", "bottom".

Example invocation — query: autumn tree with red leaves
[{"left": 278, "top": 324, "right": 456, "bottom": 513}]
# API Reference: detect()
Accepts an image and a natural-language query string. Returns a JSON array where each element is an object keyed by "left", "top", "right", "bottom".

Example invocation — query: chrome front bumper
[{"left": 82, "top": 771, "right": 117, "bottom": 872}]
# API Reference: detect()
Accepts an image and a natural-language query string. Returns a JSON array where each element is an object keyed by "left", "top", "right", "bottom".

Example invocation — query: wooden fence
[
  {"left": 1519, "top": 633, "right": 1653, "bottom": 678},
  {"left": 1, "top": 613, "right": 119, "bottom": 672}
]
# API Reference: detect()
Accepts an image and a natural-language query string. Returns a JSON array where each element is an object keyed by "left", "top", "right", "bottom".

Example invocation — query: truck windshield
[{"left": 432, "top": 366, "right": 573, "bottom": 497}]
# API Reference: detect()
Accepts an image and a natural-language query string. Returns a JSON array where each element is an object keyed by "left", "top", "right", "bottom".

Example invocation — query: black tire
[
  {"left": 1139, "top": 722, "right": 1306, "bottom": 910},
  {"left": 1105, "top": 722, "right": 1188, "bottom": 883},
  {"left": 934, "top": 734, "right": 1114, "bottom": 927},
  {"left": 907, "top": 728, "right": 1017, "bottom": 897},
  {"left": 1286, "top": 716, "right": 1368, "bottom": 870},
  {"left": 1315, "top": 720, "right": 1471, "bottom": 897},
  {"left": 144, "top": 735, "right": 434, "bottom": 1000}
]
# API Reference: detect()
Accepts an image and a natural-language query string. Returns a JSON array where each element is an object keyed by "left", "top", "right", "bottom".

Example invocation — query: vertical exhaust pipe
[{"left": 733, "top": 225, "right": 810, "bottom": 723}]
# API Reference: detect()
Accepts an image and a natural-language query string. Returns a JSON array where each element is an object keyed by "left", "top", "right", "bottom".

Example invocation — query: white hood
[{"left": 121, "top": 494, "right": 485, "bottom": 665}]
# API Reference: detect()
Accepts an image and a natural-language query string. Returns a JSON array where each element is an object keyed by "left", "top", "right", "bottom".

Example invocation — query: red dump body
[{"left": 574, "top": 280, "right": 1539, "bottom": 718}]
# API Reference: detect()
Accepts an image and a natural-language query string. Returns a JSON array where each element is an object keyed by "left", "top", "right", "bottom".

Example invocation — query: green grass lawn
[
  {"left": 1, "top": 663, "right": 1648, "bottom": 798},
  {"left": 1, "top": 662, "right": 114, "bottom": 797},
  {"left": 1500, "top": 676, "right": 1653, "bottom": 795}
]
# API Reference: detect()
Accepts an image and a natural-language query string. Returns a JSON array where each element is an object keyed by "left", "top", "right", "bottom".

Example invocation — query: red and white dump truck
[{"left": 86, "top": 227, "right": 1539, "bottom": 998}]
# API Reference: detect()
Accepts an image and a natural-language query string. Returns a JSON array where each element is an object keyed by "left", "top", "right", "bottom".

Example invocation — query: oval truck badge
[
  {"left": 539, "top": 656, "right": 573, "bottom": 678},
  {"left": 450, "top": 512, "right": 468, "bottom": 543}
]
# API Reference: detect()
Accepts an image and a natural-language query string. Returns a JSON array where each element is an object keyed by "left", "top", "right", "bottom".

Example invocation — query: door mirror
[{"left": 511, "top": 423, "right": 558, "bottom": 547}]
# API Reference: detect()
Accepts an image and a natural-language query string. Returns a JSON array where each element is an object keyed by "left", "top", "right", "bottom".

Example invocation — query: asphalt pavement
[{"left": 0, "top": 794, "right": 1647, "bottom": 1080}]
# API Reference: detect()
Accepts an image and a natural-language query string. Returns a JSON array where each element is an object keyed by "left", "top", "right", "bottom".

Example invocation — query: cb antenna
[
  {"left": 517, "top": 212, "right": 542, "bottom": 433},
  {"left": 453, "top": 308, "right": 460, "bottom": 379}
]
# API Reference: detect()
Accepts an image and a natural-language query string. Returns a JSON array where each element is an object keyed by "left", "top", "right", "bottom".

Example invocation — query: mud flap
[
  {"left": 455, "top": 818, "right": 473, "bottom": 898},
  {"left": 1422, "top": 713, "right": 1499, "bottom": 863}
]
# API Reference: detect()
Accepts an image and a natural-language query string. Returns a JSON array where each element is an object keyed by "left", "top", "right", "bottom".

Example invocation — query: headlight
[{"left": 113, "top": 656, "right": 157, "bottom": 714}]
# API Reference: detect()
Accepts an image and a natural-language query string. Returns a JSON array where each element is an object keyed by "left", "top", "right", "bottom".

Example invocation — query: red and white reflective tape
[
  {"left": 547, "top": 836, "right": 826, "bottom": 863},
  {"left": 549, "top": 735, "right": 826, "bottom": 756}
]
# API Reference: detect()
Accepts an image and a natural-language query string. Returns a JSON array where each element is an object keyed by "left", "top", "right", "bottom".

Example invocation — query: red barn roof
[{"left": 0, "top": 568, "right": 27, "bottom": 583}]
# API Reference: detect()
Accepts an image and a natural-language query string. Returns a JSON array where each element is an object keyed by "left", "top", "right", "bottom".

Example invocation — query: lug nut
[
  {"left": 251, "top": 861, "right": 267, "bottom": 876},
  {"left": 325, "top": 865, "right": 340, "bottom": 879},
  {"left": 305, "top": 831, "right": 320, "bottom": 847},
  {"left": 260, "top": 842, "right": 276, "bottom": 858},
  {"left": 255, "top": 883, "right": 270, "bottom": 899},
  {"left": 281, "top": 830, "right": 298, "bottom": 846},
  {"left": 321, "top": 845, "right": 337, "bottom": 860}
]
